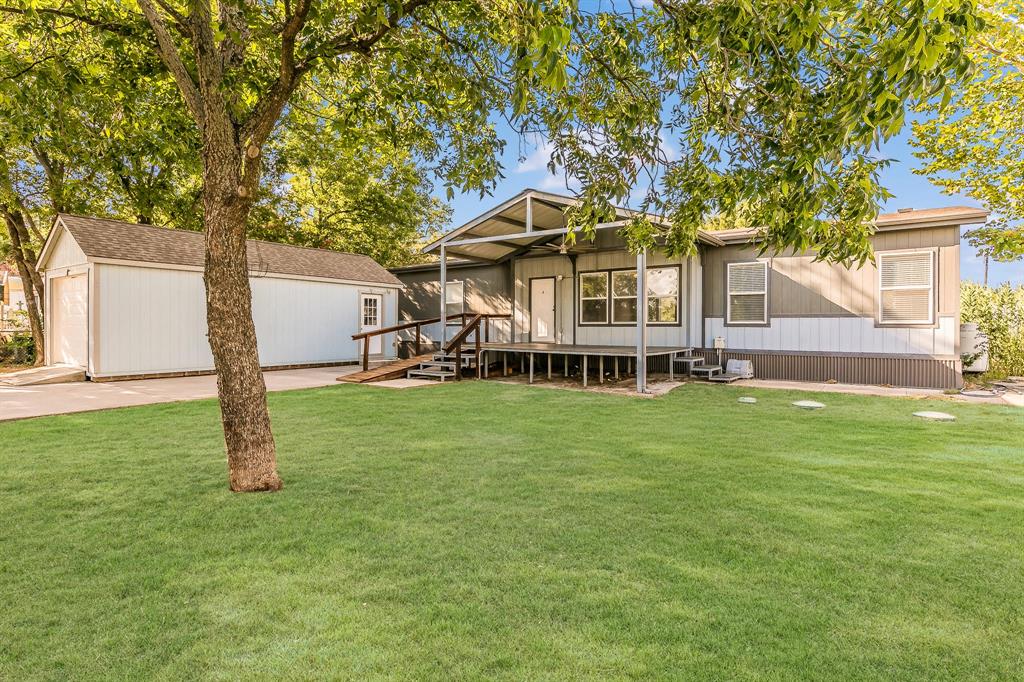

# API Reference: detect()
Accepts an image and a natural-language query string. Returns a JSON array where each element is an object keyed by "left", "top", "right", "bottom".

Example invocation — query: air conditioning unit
[{"left": 725, "top": 359, "right": 754, "bottom": 379}]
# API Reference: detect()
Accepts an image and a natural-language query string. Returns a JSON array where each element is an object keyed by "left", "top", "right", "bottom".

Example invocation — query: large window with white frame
[
  {"left": 580, "top": 266, "right": 680, "bottom": 325},
  {"left": 445, "top": 280, "right": 465, "bottom": 317},
  {"left": 726, "top": 261, "right": 769, "bottom": 325},
  {"left": 579, "top": 272, "right": 608, "bottom": 323},
  {"left": 611, "top": 270, "right": 637, "bottom": 323},
  {"left": 647, "top": 267, "right": 679, "bottom": 323},
  {"left": 878, "top": 250, "right": 935, "bottom": 325}
]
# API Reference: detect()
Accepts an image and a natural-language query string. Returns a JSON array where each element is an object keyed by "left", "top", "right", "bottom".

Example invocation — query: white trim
[
  {"left": 877, "top": 249, "right": 935, "bottom": 326},
  {"left": 726, "top": 261, "right": 768, "bottom": 325}
]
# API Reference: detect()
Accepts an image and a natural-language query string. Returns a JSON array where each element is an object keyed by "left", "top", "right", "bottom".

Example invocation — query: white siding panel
[
  {"left": 95, "top": 264, "right": 396, "bottom": 377},
  {"left": 702, "top": 316, "right": 957, "bottom": 357},
  {"left": 45, "top": 227, "right": 88, "bottom": 271}
]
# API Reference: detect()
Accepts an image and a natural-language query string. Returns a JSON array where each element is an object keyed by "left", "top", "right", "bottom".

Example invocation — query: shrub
[
  {"left": 0, "top": 333, "right": 34, "bottom": 365},
  {"left": 961, "top": 281, "right": 1024, "bottom": 378}
]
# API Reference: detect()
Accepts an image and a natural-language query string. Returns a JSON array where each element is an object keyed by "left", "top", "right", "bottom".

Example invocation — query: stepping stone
[
  {"left": 961, "top": 389, "right": 997, "bottom": 398},
  {"left": 737, "top": 397, "right": 757, "bottom": 404},
  {"left": 913, "top": 411, "right": 956, "bottom": 422},
  {"left": 792, "top": 400, "right": 825, "bottom": 410}
]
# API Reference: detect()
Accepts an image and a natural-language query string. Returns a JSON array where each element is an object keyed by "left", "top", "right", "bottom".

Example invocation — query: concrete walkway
[{"left": 0, "top": 365, "right": 360, "bottom": 422}]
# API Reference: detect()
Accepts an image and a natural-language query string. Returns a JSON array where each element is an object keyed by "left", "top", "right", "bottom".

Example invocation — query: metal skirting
[{"left": 693, "top": 349, "right": 962, "bottom": 390}]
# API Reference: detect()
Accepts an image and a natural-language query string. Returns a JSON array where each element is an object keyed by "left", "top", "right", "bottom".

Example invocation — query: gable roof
[{"left": 42, "top": 214, "right": 402, "bottom": 287}]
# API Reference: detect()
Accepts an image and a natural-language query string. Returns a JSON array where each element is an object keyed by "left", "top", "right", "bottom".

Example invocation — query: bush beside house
[{"left": 961, "top": 281, "right": 1024, "bottom": 378}]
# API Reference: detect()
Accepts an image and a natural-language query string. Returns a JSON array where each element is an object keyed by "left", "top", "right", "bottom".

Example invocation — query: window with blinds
[
  {"left": 727, "top": 261, "right": 768, "bottom": 324},
  {"left": 878, "top": 251, "right": 934, "bottom": 325}
]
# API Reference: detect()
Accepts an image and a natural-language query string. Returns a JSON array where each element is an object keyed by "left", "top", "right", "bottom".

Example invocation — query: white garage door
[{"left": 51, "top": 274, "right": 88, "bottom": 367}]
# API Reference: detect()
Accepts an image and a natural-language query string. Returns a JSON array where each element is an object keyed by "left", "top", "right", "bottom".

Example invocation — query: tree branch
[{"left": 136, "top": 0, "right": 203, "bottom": 126}]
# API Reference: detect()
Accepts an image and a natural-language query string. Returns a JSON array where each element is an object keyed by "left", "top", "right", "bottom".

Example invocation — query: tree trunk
[
  {"left": 3, "top": 209, "right": 45, "bottom": 365},
  {"left": 201, "top": 137, "right": 282, "bottom": 493}
]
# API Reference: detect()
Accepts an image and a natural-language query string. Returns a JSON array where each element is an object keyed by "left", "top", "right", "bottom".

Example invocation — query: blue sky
[{"left": 439, "top": 125, "right": 1023, "bottom": 287}]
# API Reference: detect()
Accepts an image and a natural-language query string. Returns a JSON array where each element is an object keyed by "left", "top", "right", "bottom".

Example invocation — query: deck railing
[{"left": 351, "top": 312, "right": 510, "bottom": 372}]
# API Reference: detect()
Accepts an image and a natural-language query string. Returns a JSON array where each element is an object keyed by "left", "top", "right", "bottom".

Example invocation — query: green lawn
[{"left": 2, "top": 382, "right": 1022, "bottom": 680}]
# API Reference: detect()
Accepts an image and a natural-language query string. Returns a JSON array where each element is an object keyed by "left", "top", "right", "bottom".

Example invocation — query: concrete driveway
[{"left": 0, "top": 365, "right": 360, "bottom": 422}]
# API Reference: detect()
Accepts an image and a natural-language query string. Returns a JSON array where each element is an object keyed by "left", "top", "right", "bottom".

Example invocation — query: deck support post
[
  {"left": 362, "top": 338, "right": 369, "bottom": 372},
  {"left": 636, "top": 249, "right": 648, "bottom": 394},
  {"left": 564, "top": 353, "right": 568, "bottom": 377},
  {"left": 529, "top": 353, "right": 534, "bottom": 383},
  {"left": 503, "top": 352, "right": 507, "bottom": 377},
  {"left": 414, "top": 323, "right": 422, "bottom": 356},
  {"left": 583, "top": 355, "right": 588, "bottom": 388},
  {"left": 547, "top": 353, "right": 552, "bottom": 380},
  {"left": 614, "top": 356, "right": 619, "bottom": 380},
  {"left": 669, "top": 352, "right": 675, "bottom": 381},
  {"left": 599, "top": 356, "right": 604, "bottom": 383}
]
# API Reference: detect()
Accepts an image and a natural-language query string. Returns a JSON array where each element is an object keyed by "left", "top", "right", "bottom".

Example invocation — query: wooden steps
[{"left": 337, "top": 355, "right": 432, "bottom": 384}]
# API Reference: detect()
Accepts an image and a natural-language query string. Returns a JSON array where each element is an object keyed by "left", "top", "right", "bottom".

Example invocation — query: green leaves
[{"left": 911, "top": 0, "right": 1024, "bottom": 260}]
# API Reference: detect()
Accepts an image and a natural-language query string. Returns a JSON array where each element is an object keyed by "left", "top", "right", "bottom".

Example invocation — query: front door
[
  {"left": 360, "top": 294, "right": 383, "bottom": 355},
  {"left": 530, "top": 277, "right": 556, "bottom": 342}
]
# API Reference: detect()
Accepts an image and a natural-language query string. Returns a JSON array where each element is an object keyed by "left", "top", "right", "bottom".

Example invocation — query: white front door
[
  {"left": 530, "top": 277, "right": 556, "bottom": 342},
  {"left": 51, "top": 274, "right": 88, "bottom": 367},
  {"left": 361, "top": 294, "right": 383, "bottom": 355}
]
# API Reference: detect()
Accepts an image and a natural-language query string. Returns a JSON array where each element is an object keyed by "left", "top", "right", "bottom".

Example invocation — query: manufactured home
[
  {"left": 37, "top": 214, "right": 402, "bottom": 379},
  {"left": 389, "top": 191, "right": 987, "bottom": 390}
]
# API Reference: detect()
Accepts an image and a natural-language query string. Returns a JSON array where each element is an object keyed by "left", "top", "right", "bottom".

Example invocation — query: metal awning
[{"left": 424, "top": 189, "right": 724, "bottom": 262}]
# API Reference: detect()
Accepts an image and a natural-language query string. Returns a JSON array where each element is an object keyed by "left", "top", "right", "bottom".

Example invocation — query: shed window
[
  {"left": 727, "top": 261, "right": 768, "bottom": 324},
  {"left": 579, "top": 272, "right": 608, "bottom": 323},
  {"left": 878, "top": 251, "right": 934, "bottom": 325}
]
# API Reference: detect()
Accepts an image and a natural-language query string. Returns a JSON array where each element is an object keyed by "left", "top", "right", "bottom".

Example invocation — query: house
[
  {"left": 36, "top": 214, "right": 402, "bottom": 379},
  {"left": 1, "top": 265, "right": 27, "bottom": 321},
  {"left": 390, "top": 190, "right": 988, "bottom": 390}
]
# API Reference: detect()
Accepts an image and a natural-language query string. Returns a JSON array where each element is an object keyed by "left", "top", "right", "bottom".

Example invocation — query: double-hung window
[
  {"left": 727, "top": 261, "right": 768, "bottom": 324},
  {"left": 579, "top": 272, "right": 608, "bottom": 323},
  {"left": 445, "top": 280, "right": 465, "bottom": 317},
  {"left": 878, "top": 251, "right": 934, "bottom": 325}
]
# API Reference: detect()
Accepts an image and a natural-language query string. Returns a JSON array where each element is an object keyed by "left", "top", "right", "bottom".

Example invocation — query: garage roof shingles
[{"left": 56, "top": 214, "right": 403, "bottom": 287}]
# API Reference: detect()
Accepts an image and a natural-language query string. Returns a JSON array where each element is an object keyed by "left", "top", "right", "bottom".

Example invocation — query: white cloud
[{"left": 516, "top": 139, "right": 556, "bottom": 174}]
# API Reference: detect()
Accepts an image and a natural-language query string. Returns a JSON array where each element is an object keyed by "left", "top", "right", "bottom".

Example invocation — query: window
[
  {"left": 647, "top": 267, "right": 679, "bottom": 323},
  {"left": 362, "top": 296, "right": 379, "bottom": 327},
  {"left": 611, "top": 270, "right": 637, "bottom": 323},
  {"left": 727, "top": 261, "right": 768, "bottom": 324},
  {"left": 579, "top": 272, "right": 608, "bottom": 323},
  {"left": 878, "top": 251, "right": 934, "bottom": 325},
  {"left": 445, "top": 280, "right": 465, "bottom": 317},
  {"left": 580, "top": 267, "right": 680, "bottom": 325}
]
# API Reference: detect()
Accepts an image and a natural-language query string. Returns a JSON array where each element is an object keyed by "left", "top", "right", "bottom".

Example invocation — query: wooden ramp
[{"left": 337, "top": 355, "right": 432, "bottom": 384}]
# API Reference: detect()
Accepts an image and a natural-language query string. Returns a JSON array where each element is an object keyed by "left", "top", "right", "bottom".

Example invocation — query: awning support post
[
  {"left": 636, "top": 248, "right": 648, "bottom": 394},
  {"left": 439, "top": 244, "right": 447, "bottom": 347}
]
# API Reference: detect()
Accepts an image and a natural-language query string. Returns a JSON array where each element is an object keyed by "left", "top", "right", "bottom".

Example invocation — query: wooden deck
[
  {"left": 337, "top": 355, "right": 431, "bottom": 383},
  {"left": 479, "top": 342, "right": 691, "bottom": 357}
]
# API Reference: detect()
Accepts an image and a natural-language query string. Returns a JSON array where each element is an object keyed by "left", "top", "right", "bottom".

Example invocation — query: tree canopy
[{"left": 912, "top": 0, "right": 1024, "bottom": 264}]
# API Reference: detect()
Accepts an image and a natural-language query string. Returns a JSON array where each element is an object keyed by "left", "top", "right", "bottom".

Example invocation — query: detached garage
[{"left": 37, "top": 214, "right": 402, "bottom": 379}]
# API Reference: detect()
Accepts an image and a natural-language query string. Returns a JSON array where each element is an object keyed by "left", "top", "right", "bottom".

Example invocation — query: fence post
[
  {"left": 414, "top": 323, "right": 421, "bottom": 356},
  {"left": 362, "top": 337, "right": 369, "bottom": 372}
]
